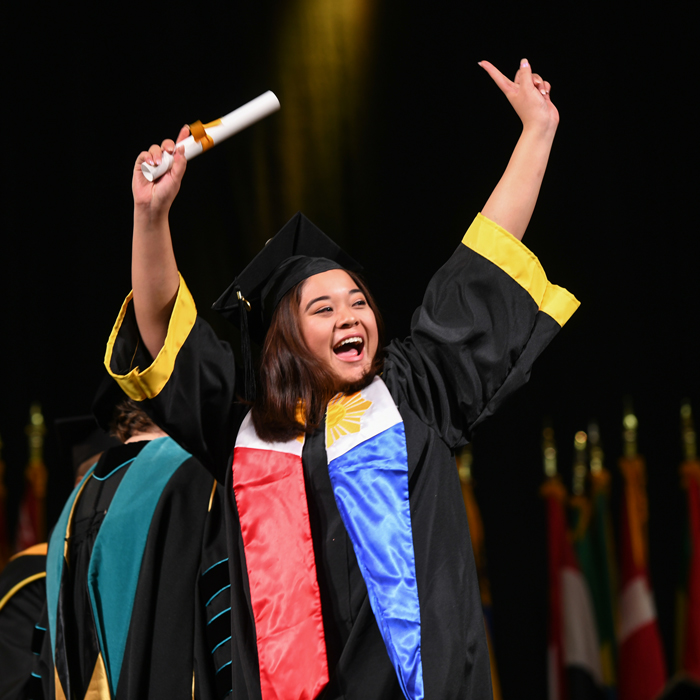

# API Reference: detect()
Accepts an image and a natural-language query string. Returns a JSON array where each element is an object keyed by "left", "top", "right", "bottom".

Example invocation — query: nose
[{"left": 338, "top": 310, "right": 358, "bottom": 328}]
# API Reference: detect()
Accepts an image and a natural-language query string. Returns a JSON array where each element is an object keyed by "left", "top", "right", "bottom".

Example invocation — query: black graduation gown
[
  {"left": 106, "top": 213, "right": 579, "bottom": 699},
  {"left": 35, "top": 438, "right": 232, "bottom": 700},
  {"left": 0, "top": 545, "right": 47, "bottom": 699}
]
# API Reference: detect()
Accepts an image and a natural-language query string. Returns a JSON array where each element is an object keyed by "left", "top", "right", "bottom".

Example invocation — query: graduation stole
[{"left": 233, "top": 376, "right": 425, "bottom": 700}]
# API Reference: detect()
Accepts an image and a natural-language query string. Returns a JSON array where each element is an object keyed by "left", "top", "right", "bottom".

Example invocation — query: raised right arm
[{"left": 131, "top": 126, "right": 190, "bottom": 358}]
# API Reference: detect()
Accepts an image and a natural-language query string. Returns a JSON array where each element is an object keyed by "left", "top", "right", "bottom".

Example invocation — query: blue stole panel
[{"left": 325, "top": 377, "right": 424, "bottom": 700}]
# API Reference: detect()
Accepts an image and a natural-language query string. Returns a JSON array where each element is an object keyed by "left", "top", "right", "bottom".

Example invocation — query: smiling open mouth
[{"left": 333, "top": 336, "right": 364, "bottom": 357}]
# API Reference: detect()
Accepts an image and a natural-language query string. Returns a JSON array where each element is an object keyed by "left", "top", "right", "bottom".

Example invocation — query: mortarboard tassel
[{"left": 236, "top": 288, "right": 256, "bottom": 402}]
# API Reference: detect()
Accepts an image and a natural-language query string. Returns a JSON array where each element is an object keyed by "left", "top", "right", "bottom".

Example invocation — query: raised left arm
[{"left": 479, "top": 58, "right": 559, "bottom": 241}]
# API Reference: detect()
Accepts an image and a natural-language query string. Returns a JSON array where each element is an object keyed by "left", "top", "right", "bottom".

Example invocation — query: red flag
[
  {"left": 13, "top": 458, "right": 47, "bottom": 553},
  {"left": 679, "top": 459, "right": 700, "bottom": 682},
  {"left": 542, "top": 476, "right": 603, "bottom": 700},
  {"left": 617, "top": 455, "right": 666, "bottom": 700}
]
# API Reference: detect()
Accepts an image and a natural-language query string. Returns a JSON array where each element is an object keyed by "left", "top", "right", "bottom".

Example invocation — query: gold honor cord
[
  {"left": 0, "top": 572, "right": 46, "bottom": 612},
  {"left": 188, "top": 119, "right": 223, "bottom": 151},
  {"left": 207, "top": 480, "right": 217, "bottom": 513}
]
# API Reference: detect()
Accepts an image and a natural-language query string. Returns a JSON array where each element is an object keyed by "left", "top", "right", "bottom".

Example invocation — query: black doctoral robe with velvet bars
[
  {"left": 106, "top": 213, "right": 579, "bottom": 699},
  {"left": 32, "top": 439, "right": 232, "bottom": 700},
  {"left": 0, "top": 545, "right": 47, "bottom": 699}
]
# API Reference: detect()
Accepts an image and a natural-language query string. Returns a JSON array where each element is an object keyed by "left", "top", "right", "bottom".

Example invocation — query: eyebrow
[{"left": 304, "top": 288, "right": 362, "bottom": 313}]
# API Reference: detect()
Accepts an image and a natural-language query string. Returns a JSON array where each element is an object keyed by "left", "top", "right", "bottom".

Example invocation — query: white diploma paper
[{"left": 141, "top": 91, "right": 280, "bottom": 182}]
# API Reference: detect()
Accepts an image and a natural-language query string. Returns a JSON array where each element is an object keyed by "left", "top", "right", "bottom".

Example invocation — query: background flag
[
  {"left": 542, "top": 427, "right": 604, "bottom": 700},
  {"left": 457, "top": 446, "right": 503, "bottom": 700},
  {"left": 678, "top": 458, "right": 700, "bottom": 683},
  {"left": 676, "top": 401, "right": 700, "bottom": 685},
  {"left": 587, "top": 423, "right": 618, "bottom": 699},
  {"left": 617, "top": 407, "right": 667, "bottom": 700},
  {"left": 13, "top": 404, "right": 47, "bottom": 553}
]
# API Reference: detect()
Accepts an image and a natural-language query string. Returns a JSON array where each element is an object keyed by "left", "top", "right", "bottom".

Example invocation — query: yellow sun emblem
[{"left": 326, "top": 392, "right": 372, "bottom": 448}]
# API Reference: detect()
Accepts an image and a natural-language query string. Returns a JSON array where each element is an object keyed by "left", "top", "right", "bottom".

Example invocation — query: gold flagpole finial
[
  {"left": 456, "top": 444, "right": 473, "bottom": 484},
  {"left": 572, "top": 431, "right": 588, "bottom": 496},
  {"left": 622, "top": 399, "right": 638, "bottom": 458},
  {"left": 588, "top": 420, "right": 604, "bottom": 474},
  {"left": 543, "top": 423, "right": 557, "bottom": 478},
  {"left": 681, "top": 399, "right": 696, "bottom": 462},
  {"left": 26, "top": 402, "right": 46, "bottom": 465}
]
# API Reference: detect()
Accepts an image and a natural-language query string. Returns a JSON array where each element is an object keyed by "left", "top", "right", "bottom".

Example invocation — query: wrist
[
  {"left": 521, "top": 117, "right": 558, "bottom": 142},
  {"left": 134, "top": 203, "right": 170, "bottom": 230}
]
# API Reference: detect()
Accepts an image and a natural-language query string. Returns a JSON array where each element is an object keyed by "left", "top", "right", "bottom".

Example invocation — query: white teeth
[{"left": 337, "top": 336, "right": 362, "bottom": 347}]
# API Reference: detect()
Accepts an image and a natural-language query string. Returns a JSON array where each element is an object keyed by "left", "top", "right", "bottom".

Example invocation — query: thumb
[{"left": 514, "top": 57, "right": 532, "bottom": 86}]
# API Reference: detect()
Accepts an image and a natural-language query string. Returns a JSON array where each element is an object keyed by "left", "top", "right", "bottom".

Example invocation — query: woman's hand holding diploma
[
  {"left": 131, "top": 125, "right": 190, "bottom": 361},
  {"left": 133, "top": 125, "right": 190, "bottom": 218}
]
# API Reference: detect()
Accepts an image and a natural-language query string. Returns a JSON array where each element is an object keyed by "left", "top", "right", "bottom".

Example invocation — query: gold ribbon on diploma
[{"left": 188, "top": 118, "right": 223, "bottom": 151}]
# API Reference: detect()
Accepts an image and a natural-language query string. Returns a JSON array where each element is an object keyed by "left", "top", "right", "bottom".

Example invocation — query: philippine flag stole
[{"left": 232, "top": 376, "right": 424, "bottom": 700}]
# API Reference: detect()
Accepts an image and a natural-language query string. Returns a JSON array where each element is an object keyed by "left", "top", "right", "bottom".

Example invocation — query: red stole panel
[{"left": 232, "top": 417, "right": 328, "bottom": 700}]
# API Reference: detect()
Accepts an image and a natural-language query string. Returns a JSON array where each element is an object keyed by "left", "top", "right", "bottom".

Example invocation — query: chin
[{"left": 334, "top": 366, "right": 377, "bottom": 396}]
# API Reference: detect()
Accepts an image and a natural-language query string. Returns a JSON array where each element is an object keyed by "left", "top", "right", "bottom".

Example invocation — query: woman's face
[{"left": 297, "top": 269, "right": 378, "bottom": 387}]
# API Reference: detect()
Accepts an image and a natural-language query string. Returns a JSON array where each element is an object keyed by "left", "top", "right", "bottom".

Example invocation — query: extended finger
[
  {"left": 478, "top": 60, "right": 514, "bottom": 94},
  {"left": 543, "top": 80, "right": 551, "bottom": 95}
]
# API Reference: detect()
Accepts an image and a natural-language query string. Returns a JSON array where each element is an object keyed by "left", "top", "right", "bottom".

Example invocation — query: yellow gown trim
[
  {"left": 0, "top": 572, "right": 46, "bottom": 612},
  {"left": 104, "top": 273, "right": 197, "bottom": 401},
  {"left": 463, "top": 213, "right": 580, "bottom": 327}
]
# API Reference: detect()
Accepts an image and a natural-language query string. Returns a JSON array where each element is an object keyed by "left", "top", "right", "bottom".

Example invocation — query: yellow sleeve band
[
  {"left": 462, "top": 213, "right": 580, "bottom": 327},
  {"left": 104, "top": 273, "right": 197, "bottom": 401}
]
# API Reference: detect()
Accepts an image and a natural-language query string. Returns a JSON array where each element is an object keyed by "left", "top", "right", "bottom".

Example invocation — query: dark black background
[{"left": 2, "top": 3, "right": 697, "bottom": 695}]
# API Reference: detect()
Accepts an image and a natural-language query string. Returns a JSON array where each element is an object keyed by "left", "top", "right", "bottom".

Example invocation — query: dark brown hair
[
  {"left": 109, "top": 399, "right": 159, "bottom": 443},
  {"left": 251, "top": 270, "right": 384, "bottom": 442}
]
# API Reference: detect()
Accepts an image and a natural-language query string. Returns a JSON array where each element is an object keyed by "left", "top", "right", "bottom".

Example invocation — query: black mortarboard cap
[
  {"left": 212, "top": 212, "right": 362, "bottom": 341},
  {"left": 211, "top": 212, "right": 363, "bottom": 400}
]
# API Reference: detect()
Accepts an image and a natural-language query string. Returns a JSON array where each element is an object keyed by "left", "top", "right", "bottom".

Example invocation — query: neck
[{"left": 124, "top": 428, "right": 168, "bottom": 444}]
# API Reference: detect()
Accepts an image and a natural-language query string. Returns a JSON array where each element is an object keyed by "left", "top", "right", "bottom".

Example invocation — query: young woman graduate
[{"left": 106, "top": 59, "right": 580, "bottom": 700}]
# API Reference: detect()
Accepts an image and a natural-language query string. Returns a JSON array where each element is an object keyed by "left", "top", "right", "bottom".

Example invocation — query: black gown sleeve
[
  {"left": 105, "top": 274, "right": 244, "bottom": 482},
  {"left": 0, "top": 548, "right": 47, "bottom": 700},
  {"left": 383, "top": 213, "right": 579, "bottom": 449}
]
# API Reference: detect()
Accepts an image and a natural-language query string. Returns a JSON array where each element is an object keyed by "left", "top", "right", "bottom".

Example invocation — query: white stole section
[
  {"left": 325, "top": 376, "right": 402, "bottom": 461},
  {"left": 235, "top": 412, "right": 305, "bottom": 456}
]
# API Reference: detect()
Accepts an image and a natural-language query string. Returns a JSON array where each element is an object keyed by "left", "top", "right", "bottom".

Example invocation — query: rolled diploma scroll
[{"left": 141, "top": 91, "right": 280, "bottom": 182}]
